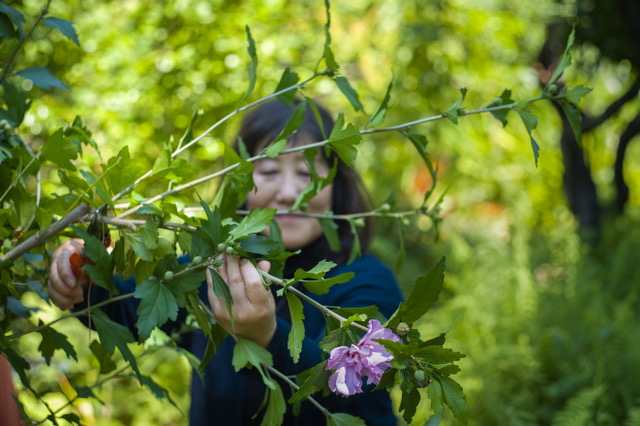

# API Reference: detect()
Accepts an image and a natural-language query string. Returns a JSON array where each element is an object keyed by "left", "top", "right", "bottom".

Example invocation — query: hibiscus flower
[{"left": 325, "top": 319, "right": 401, "bottom": 397}]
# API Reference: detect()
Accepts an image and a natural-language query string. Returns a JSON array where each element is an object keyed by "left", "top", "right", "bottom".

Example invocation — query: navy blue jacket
[{"left": 84, "top": 254, "right": 404, "bottom": 425}]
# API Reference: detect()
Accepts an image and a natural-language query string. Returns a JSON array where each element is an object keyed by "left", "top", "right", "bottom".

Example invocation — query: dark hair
[{"left": 236, "top": 98, "right": 373, "bottom": 267}]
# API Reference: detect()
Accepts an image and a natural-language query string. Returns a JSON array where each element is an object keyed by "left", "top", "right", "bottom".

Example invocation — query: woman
[{"left": 48, "top": 99, "right": 404, "bottom": 425}]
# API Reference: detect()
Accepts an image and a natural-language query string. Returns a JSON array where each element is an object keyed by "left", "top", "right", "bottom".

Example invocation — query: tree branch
[{"left": 0, "top": 203, "right": 91, "bottom": 264}]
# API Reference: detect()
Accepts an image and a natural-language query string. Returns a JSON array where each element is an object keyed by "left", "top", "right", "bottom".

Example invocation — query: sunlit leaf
[
  {"left": 39, "top": 128, "right": 78, "bottom": 171},
  {"left": 334, "top": 76, "right": 364, "bottom": 113}
]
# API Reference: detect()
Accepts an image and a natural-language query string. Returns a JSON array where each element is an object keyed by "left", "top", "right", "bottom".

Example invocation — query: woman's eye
[{"left": 259, "top": 170, "right": 278, "bottom": 176}]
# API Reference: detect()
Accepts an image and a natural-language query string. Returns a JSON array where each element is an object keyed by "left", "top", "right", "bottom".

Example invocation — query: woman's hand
[
  {"left": 47, "top": 239, "right": 89, "bottom": 310},
  {"left": 207, "top": 256, "right": 276, "bottom": 348}
]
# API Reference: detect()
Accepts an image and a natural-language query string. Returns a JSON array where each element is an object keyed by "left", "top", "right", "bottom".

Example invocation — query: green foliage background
[{"left": 6, "top": 0, "right": 640, "bottom": 424}]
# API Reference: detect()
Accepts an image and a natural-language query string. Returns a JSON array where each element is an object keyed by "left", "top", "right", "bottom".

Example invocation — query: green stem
[
  {"left": 265, "top": 365, "right": 331, "bottom": 417},
  {"left": 260, "top": 271, "right": 368, "bottom": 332},
  {"left": 109, "top": 74, "right": 319, "bottom": 206},
  {"left": 115, "top": 95, "right": 547, "bottom": 219},
  {"left": 6, "top": 292, "right": 135, "bottom": 340}
]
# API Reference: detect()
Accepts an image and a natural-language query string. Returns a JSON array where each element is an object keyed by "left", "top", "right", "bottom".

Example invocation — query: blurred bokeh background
[{"left": 8, "top": 0, "right": 640, "bottom": 424}]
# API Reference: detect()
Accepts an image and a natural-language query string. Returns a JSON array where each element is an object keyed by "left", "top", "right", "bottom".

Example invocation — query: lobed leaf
[
  {"left": 443, "top": 88, "right": 468, "bottom": 124},
  {"left": 89, "top": 340, "right": 116, "bottom": 374},
  {"left": 39, "top": 128, "right": 78, "bottom": 171},
  {"left": 91, "top": 310, "right": 141, "bottom": 380},
  {"left": 134, "top": 278, "right": 179, "bottom": 340}
]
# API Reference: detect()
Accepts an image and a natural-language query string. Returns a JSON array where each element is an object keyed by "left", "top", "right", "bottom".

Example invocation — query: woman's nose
[{"left": 275, "top": 173, "right": 301, "bottom": 204}]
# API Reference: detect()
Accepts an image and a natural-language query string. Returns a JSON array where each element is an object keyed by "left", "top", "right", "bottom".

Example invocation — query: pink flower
[{"left": 325, "top": 319, "right": 401, "bottom": 397}]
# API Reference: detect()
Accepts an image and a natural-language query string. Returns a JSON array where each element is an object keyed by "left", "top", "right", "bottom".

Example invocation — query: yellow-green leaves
[
  {"left": 39, "top": 128, "right": 78, "bottom": 171},
  {"left": 327, "top": 113, "right": 361, "bottom": 164}
]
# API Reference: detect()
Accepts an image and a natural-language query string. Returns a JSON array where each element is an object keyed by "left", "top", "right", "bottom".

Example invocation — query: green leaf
[
  {"left": 399, "top": 388, "right": 421, "bottom": 423},
  {"left": 91, "top": 310, "right": 141, "bottom": 379},
  {"left": 89, "top": 340, "right": 116, "bottom": 374},
  {"left": 141, "top": 217, "right": 159, "bottom": 250},
  {"left": 232, "top": 338, "right": 276, "bottom": 389},
  {"left": 43, "top": 17, "right": 80, "bottom": 46},
  {"left": 275, "top": 67, "right": 299, "bottom": 106},
  {"left": 367, "top": 75, "right": 394, "bottom": 128},
  {"left": 71, "top": 224, "right": 116, "bottom": 293},
  {"left": 444, "top": 88, "right": 468, "bottom": 124},
  {"left": 347, "top": 220, "right": 361, "bottom": 264},
  {"left": 327, "top": 113, "right": 361, "bottom": 164},
  {"left": 414, "top": 346, "right": 465, "bottom": 364},
  {"left": 289, "top": 360, "right": 330, "bottom": 404},
  {"left": 261, "top": 382, "right": 286, "bottom": 426},
  {"left": 16, "top": 66, "right": 69, "bottom": 90},
  {"left": 263, "top": 139, "right": 288, "bottom": 159},
  {"left": 209, "top": 268, "right": 233, "bottom": 322},
  {"left": 319, "top": 217, "right": 340, "bottom": 252},
  {"left": 328, "top": 412, "right": 366, "bottom": 426},
  {"left": 270, "top": 100, "right": 308, "bottom": 147},
  {"left": 125, "top": 228, "right": 153, "bottom": 262},
  {"left": 238, "top": 235, "right": 282, "bottom": 255},
  {"left": 190, "top": 228, "right": 216, "bottom": 260},
  {"left": 243, "top": 26, "right": 258, "bottom": 101},
  {"left": 334, "top": 76, "right": 364, "bottom": 113},
  {"left": 427, "top": 379, "right": 445, "bottom": 419},
  {"left": 286, "top": 293, "right": 305, "bottom": 363},
  {"left": 563, "top": 84, "right": 592, "bottom": 106},
  {"left": 39, "top": 128, "right": 78, "bottom": 171},
  {"left": 139, "top": 374, "right": 179, "bottom": 408},
  {"left": 514, "top": 108, "right": 540, "bottom": 167},
  {"left": 38, "top": 325, "right": 78, "bottom": 364},
  {"left": 103, "top": 146, "right": 144, "bottom": 195},
  {"left": 484, "top": 89, "right": 513, "bottom": 127},
  {"left": 198, "top": 200, "right": 222, "bottom": 245},
  {"left": 318, "top": 0, "right": 339, "bottom": 71},
  {"left": 440, "top": 376, "right": 468, "bottom": 424},
  {"left": 0, "top": 3, "right": 24, "bottom": 36},
  {"left": 230, "top": 208, "right": 277, "bottom": 240},
  {"left": 387, "top": 257, "right": 445, "bottom": 328},
  {"left": 1, "top": 81, "right": 30, "bottom": 126},
  {"left": 548, "top": 26, "right": 575, "bottom": 86},
  {"left": 560, "top": 101, "right": 584, "bottom": 146},
  {"left": 134, "top": 278, "right": 179, "bottom": 340}
]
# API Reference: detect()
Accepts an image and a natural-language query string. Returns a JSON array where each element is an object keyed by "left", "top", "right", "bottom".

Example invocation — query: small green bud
[
  {"left": 379, "top": 203, "right": 391, "bottom": 212},
  {"left": 401, "top": 217, "right": 411, "bottom": 226},
  {"left": 217, "top": 243, "right": 226, "bottom": 252},
  {"left": 395, "top": 322, "right": 410, "bottom": 336},
  {"left": 414, "top": 370, "right": 429, "bottom": 387},
  {"left": 354, "top": 218, "right": 366, "bottom": 228},
  {"left": 192, "top": 256, "right": 202, "bottom": 264},
  {"left": 225, "top": 246, "right": 234, "bottom": 255},
  {"left": 547, "top": 84, "right": 558, "bottom": 94},
  {"left": 164, "top": 270, "right": 174, "bottom": 280}
]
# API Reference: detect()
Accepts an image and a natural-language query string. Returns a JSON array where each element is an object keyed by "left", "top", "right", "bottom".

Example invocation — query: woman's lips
[{"left": 275, "top": 214, "right": 301, "bottom": 222}]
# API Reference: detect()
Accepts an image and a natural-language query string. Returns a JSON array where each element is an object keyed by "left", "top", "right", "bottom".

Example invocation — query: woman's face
[{"left": 247, "top": 150, "right": 333, "bottom": 250}]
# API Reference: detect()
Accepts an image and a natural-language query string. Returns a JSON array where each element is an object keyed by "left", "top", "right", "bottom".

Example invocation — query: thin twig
[{"left": 265, "top": 365, "right": 331, "bottom": 417}]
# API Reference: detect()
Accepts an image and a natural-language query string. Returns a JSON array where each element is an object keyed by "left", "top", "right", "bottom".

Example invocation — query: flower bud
[
  {"left": 414, "top": 370, "right": 429, "bottom": 388},
  {"left": 192, "top": 256, "right": 203, "bottom": 264},
  {"left": 164, "top": 271, "right": 174, "bottom": 280},
  {"left": 225, "top": 246, "right": 234, "bottom": 255},
  {"left": 379, "top": 203, "right": 391, "bottom": 212},
  {"left": 395, "top": 322, "right": 410, "bottom": 336},
  {"left": 217, "top": 243, "right": 226, "bottom": 252},
  {"left": 354, "top": 218, "right": 366, "bottom": 228}
]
